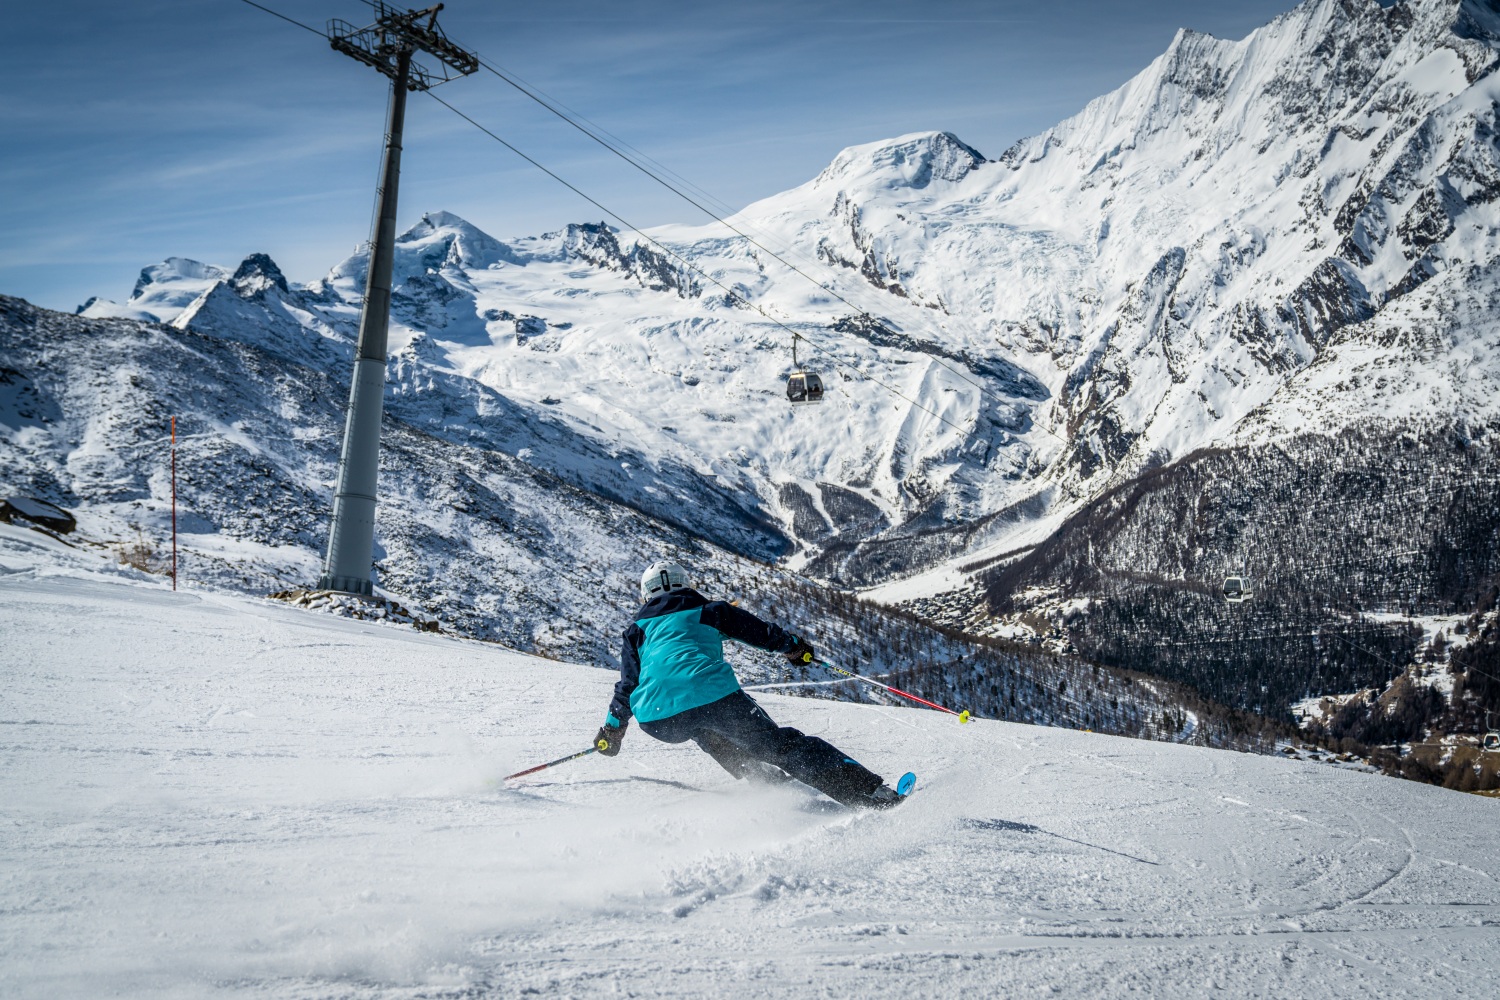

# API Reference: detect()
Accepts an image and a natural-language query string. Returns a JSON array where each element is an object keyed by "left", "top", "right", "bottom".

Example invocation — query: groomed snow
[{"left": 3, "top": 543, "right": 1499, "bottom": 998}]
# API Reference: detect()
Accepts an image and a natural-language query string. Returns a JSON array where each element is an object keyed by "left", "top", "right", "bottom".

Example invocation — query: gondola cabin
[
  {"left": 1484, "top": 731, "right": 1500, "bottom": 752},
  {"left": 1222, "top": 576, "right": 1252, "bottom": 603},
  {"left": 786, "top": 370, "right": 824, "bottom": 405}
]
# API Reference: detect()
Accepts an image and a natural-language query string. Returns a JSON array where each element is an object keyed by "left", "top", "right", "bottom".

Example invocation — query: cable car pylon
[{"left": 317, "top": 4, "right": 478, "bottom": 595}]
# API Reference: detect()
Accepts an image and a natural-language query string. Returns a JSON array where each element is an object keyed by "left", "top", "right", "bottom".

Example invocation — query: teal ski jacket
[{"left": 606, "top": 589, "right": 800, "bottom": 726}]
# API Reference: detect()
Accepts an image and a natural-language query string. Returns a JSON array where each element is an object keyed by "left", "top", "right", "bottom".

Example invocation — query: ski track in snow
[{"left": 3, "top": 563, "right": 1500, "bottom": 998}]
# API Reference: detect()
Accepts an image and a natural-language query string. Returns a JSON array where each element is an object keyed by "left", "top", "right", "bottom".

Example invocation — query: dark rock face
[
  {"left": 1397, "top": 185, "right": 1459, "bottom": 255},
  {"left": 1068, "top": 414, "right": 1138, "bottom": 483},
  {"left": 514, "top": 316, "right": 546, "bottom": 338},
  {"left": 231, "top": 253, "right": 289, "bottom": 295},
  {"left": 822, "top": 130, "right": 984, "bottom": 189},
  {"left": 900, "top": 131, "right": 985, "bottom": 187},
  {"left": 391, "top": 271, "right": 467, "bottom": 331},
  {"left": 821, "top": 192, "right": 922, "bottom": 302},
  {"left": 0, "top": 365, "right": 60, "bottom": 430},
  {"left": 828, "top": 313, "right": 1049, "bottom": 400},
  {"left": 1281, "top": 258, "right": 1375, "bottom": 349},
  {"left": 564, "top": 222, "right": 700, "bottom": 297}
]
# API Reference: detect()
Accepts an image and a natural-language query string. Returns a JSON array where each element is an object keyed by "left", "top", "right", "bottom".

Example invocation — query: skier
[{"left": 594, "top": 560, "right": 904, "bottom": 808}]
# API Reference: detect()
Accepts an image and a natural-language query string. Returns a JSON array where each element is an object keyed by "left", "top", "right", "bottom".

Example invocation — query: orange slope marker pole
[{"left": 170, "top": 416, "right": 178, "bottom": 591}]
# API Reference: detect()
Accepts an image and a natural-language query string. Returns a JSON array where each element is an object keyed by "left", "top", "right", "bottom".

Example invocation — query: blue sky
[{"left": 1, "top": 0, "right": 1302, "bottom": 312}]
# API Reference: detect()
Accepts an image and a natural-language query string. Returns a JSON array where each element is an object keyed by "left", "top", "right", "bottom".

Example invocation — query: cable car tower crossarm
[{"left": 317, "top": 3, "right": 477, "bottom": 596}]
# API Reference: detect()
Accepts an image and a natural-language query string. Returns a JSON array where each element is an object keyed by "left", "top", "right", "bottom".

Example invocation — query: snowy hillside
[
  {"left": 896, "top": 419, "right": 1500, "bottom": 795},
  {"left": 0, "top": 295, "right": 778, "bottom": 657},
  {"left": 0, "top": 446, "right": 1271, "bottom": 770},
  {"left": 10, "top": 274, "right": 1291, "bottom": 758},
  {"left": 5, "top": 557, "right": 1499, "bottom": 998},
  {"left": 69, "top": 0, "right": 1500, "bottom": 589}
]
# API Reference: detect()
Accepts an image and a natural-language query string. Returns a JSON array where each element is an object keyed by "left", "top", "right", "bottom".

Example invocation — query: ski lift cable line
[
  {"left": 1151, "top": 623, "right": 1431, "bottom": 647},
  {"left": 475, "top": 54, "right": 863, "bottom": 276},
  {"left": 353, "top": 5, "right": 747, "bottom": 225},
  {"left": 230, "top": 0, "right": 981, "bottom": 439},
  {"left": 473, "top": 56, "right": 746, "bottom": 223},
  {"left": 1456, "top": 659, "right": 1500, "bottom": 687},
  {"left": 470, "top": 54, "right": 1071, "bottom": 446},
  {"left": 475, "top": 56, "right": 806, "bottom": 287},
  {"left": 1325, "top": 627, "right": 1500, "bottom": 687},
  {"left": 236, "top": 0, "right": 323, "bottom": 35},
  {"left": 423, "top": 90, "right": 983, "bottom": 440}
]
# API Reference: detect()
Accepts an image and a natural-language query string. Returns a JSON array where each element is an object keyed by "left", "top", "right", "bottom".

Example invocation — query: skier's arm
[
  {"left": 606, "top": 623, "right": 644, "bottom": 727},
  {"left": 699, "top": 601, "right": 801, "bottom": 654}
]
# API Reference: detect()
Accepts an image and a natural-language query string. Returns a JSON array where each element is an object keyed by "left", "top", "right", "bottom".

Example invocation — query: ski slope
[{"left": 3, "top": 532, "right": 1499, "bottom": 998}]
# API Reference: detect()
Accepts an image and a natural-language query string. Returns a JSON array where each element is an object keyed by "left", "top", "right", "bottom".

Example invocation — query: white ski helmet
[{"left": 639, "top": 560, "right": 692, "bottom": 603}]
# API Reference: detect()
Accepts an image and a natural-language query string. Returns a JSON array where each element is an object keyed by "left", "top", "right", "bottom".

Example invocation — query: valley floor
[{"left": 3, "top": 528, "right": 1499, "bottom": 998}]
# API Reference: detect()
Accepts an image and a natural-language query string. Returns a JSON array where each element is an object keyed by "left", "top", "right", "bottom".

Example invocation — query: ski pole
[
  {"left": 502, "top": 745, "right": 598, "bottom": 782},
  {"left": 815, "top": 659, "right": 972, "bottom": 723}
]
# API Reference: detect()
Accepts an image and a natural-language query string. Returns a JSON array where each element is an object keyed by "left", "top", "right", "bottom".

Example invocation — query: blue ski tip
[{"left": 895, "top": 772, "right": 916, "bottom": 797}]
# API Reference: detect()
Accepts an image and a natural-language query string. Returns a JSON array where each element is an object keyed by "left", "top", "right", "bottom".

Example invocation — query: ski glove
[
  {"left": 784, "top": 637, "right": 816, "bottom": 666},
  {"left": 595, "top": 724, "right": 626, "bottom": 757}
]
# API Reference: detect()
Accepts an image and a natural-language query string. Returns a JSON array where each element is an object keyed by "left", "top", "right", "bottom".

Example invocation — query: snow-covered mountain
[
  {"left": 71, "top": 0, "right": 1500, "bottom": 595},
  {"left": 78, "top": 257, "right": 228, "bottom": 323}
]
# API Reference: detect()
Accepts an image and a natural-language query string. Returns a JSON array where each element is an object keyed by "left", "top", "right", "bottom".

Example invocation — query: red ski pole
[
  {"left": 502, "top": 745, "right": 599, "bottom": 782},
  {"left": 816, "top": 659, "right": 972, "bottom": 723}
]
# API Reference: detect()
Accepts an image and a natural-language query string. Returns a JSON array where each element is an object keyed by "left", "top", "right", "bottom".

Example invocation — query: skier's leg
[
  {"left": 693, "top": 729, "right": 758, "bottom": 778},
  {"left": 694, "top": 730, "right": 793, "bottom": 784},
  {"left": 697, "top": 691, "right": 882, "bottom": 805}
]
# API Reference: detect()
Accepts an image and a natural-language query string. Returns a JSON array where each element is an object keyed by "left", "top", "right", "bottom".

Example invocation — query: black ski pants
[{"left": 640, "top": 690, "right": 882, "bottom": 806}]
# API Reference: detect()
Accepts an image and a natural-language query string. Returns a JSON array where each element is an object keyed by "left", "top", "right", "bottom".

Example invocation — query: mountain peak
[
  {"left": 403, "top": 210, "right": 483, "bottom": 239},
  {"left": 396, "top": 211, "right": 517, "bottom": 269},
  {"left": 231, "top": 252, "right": 289, "bottom": 295},
  {"left": 996, "top": 0, "right": 1493, "bottom": 173},
  {"left": 131, "top": 257, "right": 226, "bottom": 299},
  {"left": 815, "top": 131, "right": 984, "bottom": 193},
  {"left": 1260, "top": 0, "right": 1500, "bottom": 54}
]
